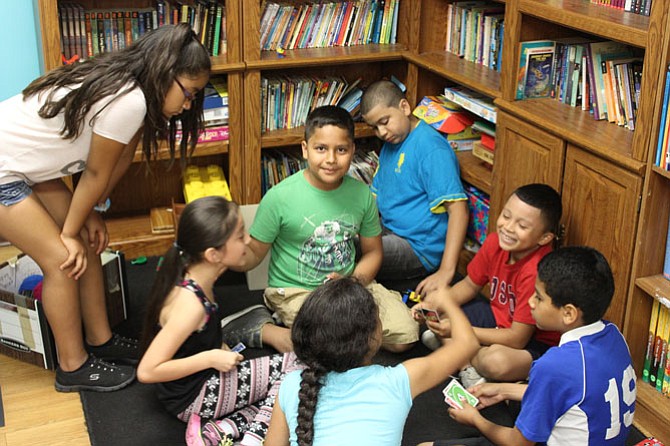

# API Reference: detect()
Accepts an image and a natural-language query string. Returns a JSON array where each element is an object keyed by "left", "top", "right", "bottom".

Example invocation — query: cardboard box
[{"left": 0, "top": 250, "right": 128, "bottom": 369}]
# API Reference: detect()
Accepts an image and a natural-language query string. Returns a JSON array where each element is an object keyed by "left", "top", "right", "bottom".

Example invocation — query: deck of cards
[
  {"left": 421, "top": 307, "right": 441, "bottom": 323},
  {"left": 442, "top": 378, "right": 479, "bottom": 409}
]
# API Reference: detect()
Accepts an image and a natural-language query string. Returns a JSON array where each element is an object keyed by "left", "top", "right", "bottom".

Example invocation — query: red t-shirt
[{"left": 467, "top": 232, "right": 560, "bottom": 346}]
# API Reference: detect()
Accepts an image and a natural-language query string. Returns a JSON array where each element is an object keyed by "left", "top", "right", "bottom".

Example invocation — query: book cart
[{"left": 32, "top": 0, "right": 670, "bottom": 440}]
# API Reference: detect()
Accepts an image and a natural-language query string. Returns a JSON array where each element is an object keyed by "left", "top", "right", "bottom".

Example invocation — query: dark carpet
[{"left": 80, "top": 257, "right": 647, "bottom": 446}]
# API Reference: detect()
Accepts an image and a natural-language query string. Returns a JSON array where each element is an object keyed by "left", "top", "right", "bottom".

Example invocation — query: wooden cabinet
[
  {"left": 36, "top": 0, "right": 245, "bottom": 258},
  {"left": 490, "top": 111, "right": 565, "bottom": 220},
  {"left": 562, "top": 146, "right": 641, "bottom": 328}
]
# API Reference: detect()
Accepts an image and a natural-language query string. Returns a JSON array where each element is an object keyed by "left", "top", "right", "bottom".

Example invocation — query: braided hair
[{"left": 291, "top": 277, "right": 381, "bottom": 445}]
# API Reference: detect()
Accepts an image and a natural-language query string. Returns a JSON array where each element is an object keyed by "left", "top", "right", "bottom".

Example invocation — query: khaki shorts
[{"left": 264, "top": 281, "right": 419, "bottom": 345}]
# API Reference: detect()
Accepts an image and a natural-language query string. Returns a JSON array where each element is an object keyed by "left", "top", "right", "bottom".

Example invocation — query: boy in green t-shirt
[{"left": 228, "top": 105, "right": 418, "bottom": 353}]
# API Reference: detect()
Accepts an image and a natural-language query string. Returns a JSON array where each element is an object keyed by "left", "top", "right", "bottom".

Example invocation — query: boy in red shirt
[{"left": 417, "top": 184, "right": 562, "bottom": 386}]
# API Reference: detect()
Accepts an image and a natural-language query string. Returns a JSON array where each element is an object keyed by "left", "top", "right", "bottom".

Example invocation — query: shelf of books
[
  {"left": 244, "top": 0, "right": 409, "bottom": 61},
  {"left": 517, "top": 0, "right": 650, "bottom": 47},
  {"left": 495, "top": 98, "right": 643, "bottom": 173},
  {"left": 508, "top": 0, "right": 663, "bottom": 165}
]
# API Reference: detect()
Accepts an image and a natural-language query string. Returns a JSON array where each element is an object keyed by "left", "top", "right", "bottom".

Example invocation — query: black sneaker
[
  {"left": 220, "top": 304, "right": 274, "bottom": 348},
  {"left": 86, "top": 333, "right": 140, "bottom": 364},
  {"left": 55, "top": 355, "right": 136, "bottom": 392}
]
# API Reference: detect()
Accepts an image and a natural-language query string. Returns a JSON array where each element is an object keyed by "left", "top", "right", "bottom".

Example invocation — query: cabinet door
[
  {"left": 490, "top": 111, "right": 565, "bottom": 224},
  {"left": 562, "top": 145, "right": 642, "bottom": 328}
]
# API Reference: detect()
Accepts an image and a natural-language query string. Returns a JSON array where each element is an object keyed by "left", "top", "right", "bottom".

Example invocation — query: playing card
[
  {"left": 442, "top": 378, "right": 479, "bottom": 409},
  {"left": 421, "top": 307, "right": 441, "bottom": 323},
  {"left": 231, "top": 342, "right": 246, "bottom": 353}
]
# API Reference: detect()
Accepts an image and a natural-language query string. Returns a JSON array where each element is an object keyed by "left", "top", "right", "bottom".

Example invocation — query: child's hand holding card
[
  {"left": 421, "top": 307, "right": 441, "bottom": 323},
  {"left": 442, "top": 378, "right": 479, "bottom": 409}
]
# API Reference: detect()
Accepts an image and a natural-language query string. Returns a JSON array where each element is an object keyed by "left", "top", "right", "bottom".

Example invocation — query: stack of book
[
  {"left": 444, "top": 1, "right": 505, "bottom": 72},
  {"left": 471, "top": 120, "right": 495, "bottom": 166},
  {"left": 516, "top": 39, "right": 641, "bottom": 131},
  {"left": 590, "top": 0, "right": 654, "bottom": 16},
  {"left": 176, "top": 77, "right": 229, "bottom": 144},
  {"left": 259, "top": 0, "right": 401, "bottom": 51},
  {"left": 57, "top": 1, "right": 227, "bottom": 63},
  {"left": 412, "top": 95, "right": 482, "bottom": 152}
]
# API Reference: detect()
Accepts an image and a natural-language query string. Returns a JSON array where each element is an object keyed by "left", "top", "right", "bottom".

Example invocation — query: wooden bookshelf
[{"left": 30, "top": 0, "right": 670, "bottom": 439}]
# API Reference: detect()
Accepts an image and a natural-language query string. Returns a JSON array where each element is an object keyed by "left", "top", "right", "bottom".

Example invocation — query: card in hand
[
  {"left": 421, "top": 307, "right": 441, "bottom": 323},
  {"left": 442, "top": 378, "right": 479, "bottom": 409},
  {"left": 231, "top": 342, "right": 246, "bottom": 353}
]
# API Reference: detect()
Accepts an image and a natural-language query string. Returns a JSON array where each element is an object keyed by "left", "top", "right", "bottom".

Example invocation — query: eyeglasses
[{"left": 174, "top": 78, "right": 195, "bottom": 102}]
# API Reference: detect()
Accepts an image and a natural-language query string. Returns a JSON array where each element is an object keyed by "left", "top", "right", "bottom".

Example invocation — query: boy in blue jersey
[
  {"left": 360, "top": 80, "right": 469, "bottom": 293},
  {"left": 423, "top": 246, "right": 636, "bottom": 446}
]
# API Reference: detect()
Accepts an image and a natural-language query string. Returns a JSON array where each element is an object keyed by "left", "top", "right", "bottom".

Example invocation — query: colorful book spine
[
  {"left": 656, "top": 305, "right": 670, "bottom": 392},
  {"left": 643, "top": 299, "right": 661, "bottom": 383},
  {"left": 650, "top": 305, "right": 669, "bottom": 387},
  {"left": 656, "top": 66, "right": 670, "bottom": 167}
]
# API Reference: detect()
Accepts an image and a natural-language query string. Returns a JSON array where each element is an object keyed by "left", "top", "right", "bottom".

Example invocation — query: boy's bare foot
[{"left": 262, "top": 324, "right": 293, "bottom": 353}]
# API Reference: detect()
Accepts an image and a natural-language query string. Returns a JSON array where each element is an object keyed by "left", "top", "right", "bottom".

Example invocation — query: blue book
[
  {"left": 655, "top": 66, "right": 670, "bottom": 167},
  {"left": 664, "top": 212, "right": 670, "bottom": 281}
]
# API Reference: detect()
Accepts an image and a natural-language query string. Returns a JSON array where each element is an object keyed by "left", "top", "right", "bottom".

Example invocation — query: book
[
  {"left": 656, "top": 305, "right": 670, "bottom": 392},
  {"left": 443, "top": 86, "right": 497, "bottom": 123},
  {"left": 516, "top": 40, "right": 555, "bottom": 99},
  {"left": 523, "top": 49, "right": 555, "bottom": 99},
  {"left": 587, "top": 41, "right": 633, "bottom": 121},
  {"left": 656, "top": 66, "right": 670, "bottom": 167},
  {"left": 472, "top": 141, "right": 494, "bottom": 165},
  {"left": 643, "top": 299, "right": 661, "bottom": 383},
  {"left": 650, "top": 305, "right": 668, "bottom": 387}
]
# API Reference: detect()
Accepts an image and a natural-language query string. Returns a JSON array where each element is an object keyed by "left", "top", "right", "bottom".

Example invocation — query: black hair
[
  {"left": 22, "top": 23, "right": 211, "bottom": 167},
  {"left": 291, "top": 277, "right": 380, "bottom": 446},
  {"left": 140, "top": 196, "right": 239, "bottom": 352},
  {"left": 512, "top": 183, "right": 563, "bottom": 237},
  {"left": 304, "top": 105, "right": 355, "bottom": 142},
  {"left": 360, "top": 79, "right": 406, "bottom": 116},
  {"left": 537, "top": 246, "right": 614, "bottom": 324}
]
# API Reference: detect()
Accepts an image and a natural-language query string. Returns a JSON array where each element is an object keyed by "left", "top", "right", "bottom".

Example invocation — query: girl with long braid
[{"left": 265, "top": 277, "right": 479, "bottom": 445}]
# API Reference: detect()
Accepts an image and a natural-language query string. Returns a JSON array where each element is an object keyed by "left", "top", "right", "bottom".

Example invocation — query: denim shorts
[{"left": 0, "top": 181, "right": 32, "bottom": 206}]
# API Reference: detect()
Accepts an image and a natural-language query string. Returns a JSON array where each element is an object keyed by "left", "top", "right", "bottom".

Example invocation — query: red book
[{"left": 481, "top": 133, "right": 496, "bottom": 151}]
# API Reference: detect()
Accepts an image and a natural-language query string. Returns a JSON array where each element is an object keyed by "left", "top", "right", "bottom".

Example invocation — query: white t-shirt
[{"left": 0, "top": 84, "right": 146, "bottom": 185}]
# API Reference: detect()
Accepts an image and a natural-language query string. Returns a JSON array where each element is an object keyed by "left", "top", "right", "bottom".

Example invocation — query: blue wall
[{"left": 0, "top": 1, "right": 42, "bottom": 101}]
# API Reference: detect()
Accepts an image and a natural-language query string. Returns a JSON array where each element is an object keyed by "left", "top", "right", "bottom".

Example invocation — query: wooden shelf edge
[
  {"left": 518, "top": 0, "right": 648, "bottom": 48},
  {"left": 652, "top": 165, "right": 670, "bottom": 180},
  {"left": 457, "top": 151, "right": 493, "bottom": 195},
  {"left": 261, "top": 122, "right": 375, "bottom": 148},
  {"left": 247, "top": 44, "right": 407, "bottom": 70},
  {"left": 404, "top": 52, "right": 501, "bottom": 99},
  {"left": 133, "top": 140, "right": 229, "bottom": 163},
  {"left": 635, "top": 274, "right": 670, "bottom": 298},
  {"left": 495, "top": 98, "right": 645, "bottom": 174},
  {"left": 106, "top": 214, "right": 175, "bottom": 259}
]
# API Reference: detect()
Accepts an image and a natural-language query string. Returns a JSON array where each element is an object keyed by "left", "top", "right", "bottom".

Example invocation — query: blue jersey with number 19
[{"left": 516, "top": 321, "right": 635, "bottom": 446}]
